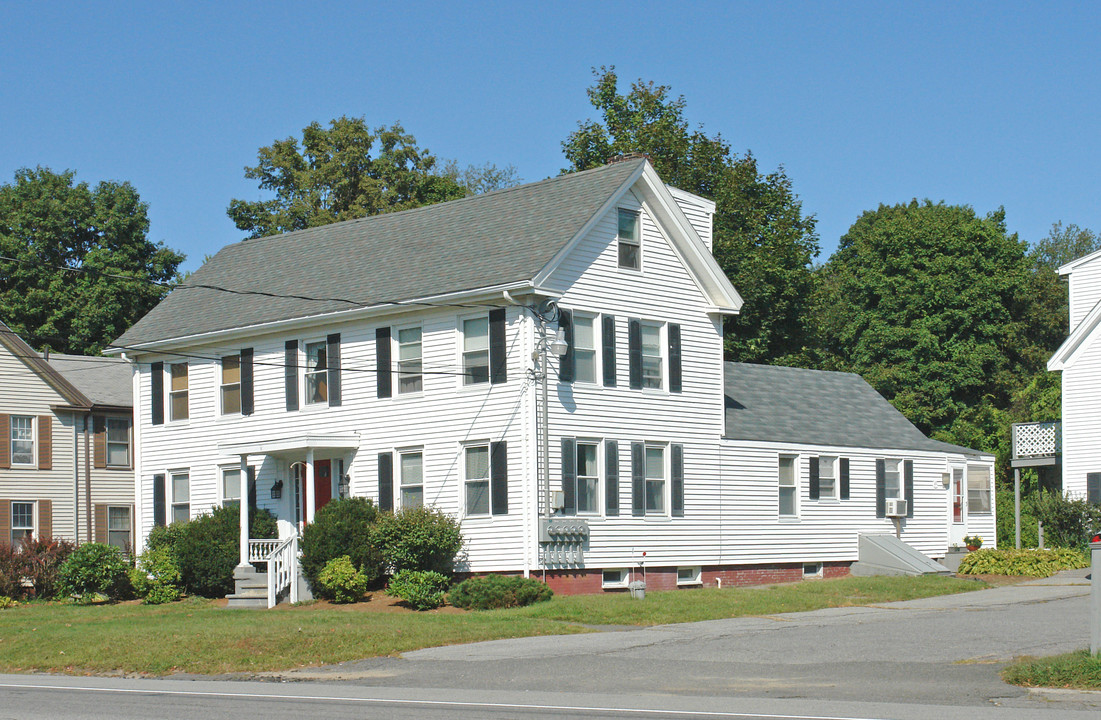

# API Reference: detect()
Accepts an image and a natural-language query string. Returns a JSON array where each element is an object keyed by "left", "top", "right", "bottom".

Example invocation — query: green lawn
[
  {"left": 1002, "top": 650, "right": 1101, "bottom": 690},
  {"left": 0, "top": 575, "right": 985, "bottom": 676}
]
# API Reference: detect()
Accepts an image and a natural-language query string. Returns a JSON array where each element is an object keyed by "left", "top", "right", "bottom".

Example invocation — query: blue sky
[{"left": 2, "top": 1, "right": 1098, "bottom": 273}]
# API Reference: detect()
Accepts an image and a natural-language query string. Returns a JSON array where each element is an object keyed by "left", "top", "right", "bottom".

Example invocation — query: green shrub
[
  {"left": 448, "top": 575, "right": 553, "bottom": 610},
  {"left": 129, "top": 546, "right": 182, "bottom": 604},
  {"left": 0, "top": 543, "right": 24, "bottom": 599},
  {"left": 316, "top": 556, "right": 368, "bottom": 603},
  {"left": 0, "top": 596, "right": 17, "bottom": 609},
  {"left": 300, "top": 498, "right": 384, "bottom": 593},
  {"left": 161, "top": 506, "right": 277, "bottom": 597},
  {"left": 58, "top": 543, "right": 130, "bottom": 600},
  {"left": 387, "top": 569, "right": 450, "bottom": 610},
  {"left": 958, "top": 548, "right": 1089, "bottom": 577},
  {"left": 962, "top": 535, "right": 983, "bottom": 549},
  {"left": 18, "top": 536, "right": 76, "bottom": 599},
  {"left": 376, "top": 506, "right": 464, "bottom": 575},
  {"left": 1030, "top": 492, "right": 1101, "bottom": 550}
]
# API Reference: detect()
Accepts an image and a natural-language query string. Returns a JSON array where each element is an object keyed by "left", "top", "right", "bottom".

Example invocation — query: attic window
[{"left": 617, "top": 209, "right": 640, "bottom": 270}]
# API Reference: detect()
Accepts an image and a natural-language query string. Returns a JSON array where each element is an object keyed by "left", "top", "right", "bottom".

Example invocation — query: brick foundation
[{"left": 526, "top": 561, "right": 852, "bottom": 595}]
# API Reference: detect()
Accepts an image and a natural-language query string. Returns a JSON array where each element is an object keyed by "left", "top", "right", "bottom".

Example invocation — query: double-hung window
[
  {"left": 10, "top": 501, "right": 34, "bottom": 545},
  {"left": 618, "top": 208, "right": 641, "bottom": 270},
  {"left": 640, "top": 323, "right": 663, "bottom": 389},
  {"left": 305, "top": 341, "right": 328, "bottom": 404},
  {"left": 574, "top": 316, "right": 596, "bottom": 383},
  {"left": 644, "top": 445, "right": 665, "bottom": 513},
  {"left": 818, "top": 456, "right": 838, "bottom": 500},
  {"left": 884, "top": 459, "right": 902, "bottom": 499},
  {"left": 462, "top": 317, "right": 490, "bottom": 385},
  {"left": 967, "top": 466, "right": 992, "bottom": 514},
  {"left": 778, "top": 455, "right": 797, "bottom": 517},
  {"left": 576, "top": 442, "right": 599, "bottom": 514},
  {"left": 397, "top": 327, "right": 423, "bottom": 394},
  {"left": 171, "top": 472, "right": 190, "bottom": 523},
  {"left": 400, "top": 451, "right": 424, "bottom": 509},
  {"left": 107, "top": 506, "right": 131, "bottom": 551},
  {"left": 10, "top": 416, "right": 34, "bottom": 466},
  {"left": 464, "top": 444, "right": 490, "bottom": 515},
  {"left": 221, "top": 354, "right": 241, "bottom": 414},
  {"left": 169, "top": 363, "right": 189, "bottom": 421},
  {"left": 105, "top": 417, "right": 130, "bottom": 468},
  {"left": 222, "top": 468, "right": 242, "bottom": 507}
]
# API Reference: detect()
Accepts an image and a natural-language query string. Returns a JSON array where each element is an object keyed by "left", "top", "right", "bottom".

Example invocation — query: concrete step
[{"left": 225, "top": 594, "right": 268, "bottom": 609}]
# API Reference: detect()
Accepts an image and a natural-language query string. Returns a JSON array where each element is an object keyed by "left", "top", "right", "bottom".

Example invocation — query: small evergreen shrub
[
  {"left": 387, "top": 569, "right": 450, "bottom": 610},
  {"left": 448, "top": 575, "right": 553, "bottom": 610},
  {"left": 376, "top": 506, "right": 464, "bottom": 575},
  {"left": 316, "top": 556, "right": 368, "bottom": 603},
  {"left": 58, "top": 543, "right": 130, "bottom": 601},
  {"left": 162, "top": 506, "right": 278, "bottom": 597},
  {"left": 958, "top": 548, "right": 1088, "bottom": 577},
  {"left": 18, "top": 536, "right": 76, "bottom": 599},
  {"left": 129, "top": 546, "right": 182, "bottom": 604},
  {"left": 300, "top": 498, "right": 384, "bottom": 593}
]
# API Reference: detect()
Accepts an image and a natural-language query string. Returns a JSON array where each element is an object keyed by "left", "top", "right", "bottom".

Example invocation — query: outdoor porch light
[
  {"left": 270, "top": 479, "right": 283, "bottom": 499},
  {"left": 550, "top": 327, "right": 569, "bottom": 356}
]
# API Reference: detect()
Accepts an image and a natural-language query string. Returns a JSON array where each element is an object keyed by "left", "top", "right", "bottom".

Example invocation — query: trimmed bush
[
  {"left": 300, "top": 498, "right": 384, "bottom": 593},
  {"left": 958, "top": 547, "right": 1089, "bottom": 577},
  {"left": 376, "top": 506, "right": 464, "bottom": 575},
  {"left": 387, "top": 569, "right": 450, "bottom": 610},
  {"left": 448, "top": 575, "right": 553, "bottom": 610},
  {"left": 58, "top": 543, "right": 129, "bottom": 600},
  {"left": 316, "top": 555, "right": 369, "bottom": 603},
  {"left": 153, "top": 505, "right": 277, "bottom": 597},
  {"left": 129, "top": 546, "right": 182, "bottom": 604},
  {"left": 18, "top": 536, "right": 76, "bottom": 599}
]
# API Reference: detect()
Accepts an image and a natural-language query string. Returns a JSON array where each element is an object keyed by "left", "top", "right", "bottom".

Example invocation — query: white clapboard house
[
  {"left": 1, "top": 321, "right": 135, "bottom": 550},
  {"left": 1048, "top": 248, "right": 1101, "bottom": 504},
  {"left": 110, "top": 158, "right": 995, "bottom": 601}
]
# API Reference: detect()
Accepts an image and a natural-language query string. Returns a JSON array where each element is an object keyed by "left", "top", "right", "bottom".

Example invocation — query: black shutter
[
  {"left": 809, "top": 456, "right": 820, "bottom": 500},
  {"left": 240, "top": 348, "right": 254, "bottom": 416},
  {"left": 376, "top": 327, "right": 392, "bottom": 399},
  {"left": 284, "top": 340, "right": 299, "bottom": 411},
  {"left": 631, "top": 441, "right": 645, "bottom": 516},
  {"left": 377, "top": 453, "right": 393, "bottom": 512},
  {"left": 153, "top": 474, "right": 166, "bottom": 527},
  {"left": 247, "top": 466, "right": 257, "bottom": 512},
  {"left": 628, "top": 319, "right": 642, "bottom": 390},
  {"left": 558, "top": 309, "right": 574, "bottom": 383},
  {"left": 560, "top": 438, "right": 577, "bottom": 515},
  {"left": 668, "top": 323, "right": 682, "bottom": 393},
  {"left": 602, "top": 315, "right": 617, "bottom": 387},
  {"left": 326, "top": 333, "right": 342, "bottom": 407},
  {"left": 150, "top": 362, "right": 164, "bottom": 426},
  {"left": 491, "top": 441, "right": 508, "bottom": 515},
  {"left": 1087, "top": 472, "right": 1101, "bottom": 505},
  {"left": 840, "top": 458, "right": 850, "bottom": 500},
  {"left": 489, "top": 308, "right": 507, "bottom": 384},
  {"left": 904, "top": 459, "right": 914, "bottom": 517},
  {"left": 605, "top": 440, "right": 619, "bottom": 516},
  {"left": 875, "top": 459, "right": 886, "bottom": 518},
  {"left": 671, "top": 443, "right": 684, "bottom": 517}
]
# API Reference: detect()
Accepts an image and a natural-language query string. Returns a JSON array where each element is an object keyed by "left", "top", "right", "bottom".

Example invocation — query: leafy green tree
[
  {"left": 1030, "top": 221, "right": 1101, "bottom": 270},
  {"left": 562, "top": 67, "right": 819, "bottom": 362},
  {"left": 227, "top": 116, "right": 468, "bottom": 238},
  {"left": 0, "top": 167, "right": 184, "bottom": 355},
  {"left": 438, "top": 159, "right": 521, "bottom": 195},
  {"left": 807, "top": 200, "right": 1062, "bottom": 440}
]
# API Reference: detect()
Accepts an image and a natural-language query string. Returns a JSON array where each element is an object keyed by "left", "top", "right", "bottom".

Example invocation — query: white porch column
[
  {"left": 237, "top": 454, "right": 249, "bottom": 569},
  {"left": 306, "top": 448, "right": 316, "bottom": 524}
]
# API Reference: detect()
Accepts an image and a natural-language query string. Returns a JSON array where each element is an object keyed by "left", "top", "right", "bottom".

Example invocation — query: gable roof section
[
  {"left": 0, "top": 321, "right": 89, "bottom": 408},
  {"left": 723, "top": 362, "right": 986, "bottom": 457},
  {"left": 1048, "top": 295, "right": 1101, "bottom": 371},
  {"left": 48, "top": 354, "right": 133, "bottom": 408},
  {"left": 114, "top": 160, "right": 649, "bottom": 349}
]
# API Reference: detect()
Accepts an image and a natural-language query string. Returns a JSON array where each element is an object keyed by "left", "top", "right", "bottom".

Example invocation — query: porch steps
[
  {"left": 226, "top": 567, "right": 268, "bottom": 609},
  {"left": 850, "top": 534, "right": 952, "bottom": 577}
]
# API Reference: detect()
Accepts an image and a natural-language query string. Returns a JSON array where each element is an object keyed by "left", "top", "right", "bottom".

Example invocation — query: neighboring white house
[
  {"left": 1048, "top": 248, "right": 1101, "bottom": 504},
  {"left": 0, "top": 321, "right": 135, "bottom": 549},
  {"left": 110, "top": 158, "right": 995, "bottom": 595}
]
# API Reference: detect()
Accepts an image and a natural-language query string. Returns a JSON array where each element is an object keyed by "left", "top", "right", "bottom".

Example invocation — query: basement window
[
  {"left": 602, "top": 568, "right": 630, "bottom": 589},
  {"left": 676, "top": 566, "right": 702, "bottom": 586},
  {"left": 803, "top": 562, "right": 823, "bottom": 579}
]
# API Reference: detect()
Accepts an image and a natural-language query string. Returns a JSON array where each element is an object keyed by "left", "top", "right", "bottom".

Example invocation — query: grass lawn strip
[
  {"left": 1002, "top": 650, "right": 1101, "bottom": 691},
  {"left": 0, "top": 575, "right": 984, "bottom": 676}
]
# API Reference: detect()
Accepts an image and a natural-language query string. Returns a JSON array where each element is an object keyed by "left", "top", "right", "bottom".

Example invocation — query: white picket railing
[
  {"left": 258, "top": 535, "right": 298, "bottom": 609},
  {"left": 247, "top": 539, "right": 280, "bottom": 565}
]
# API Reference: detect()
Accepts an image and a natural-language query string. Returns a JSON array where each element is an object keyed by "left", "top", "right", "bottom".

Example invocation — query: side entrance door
[
  {"left": 949, "top": 467, "right": 967, "bottom": 546},
  {"left": 297, "top": 459, "right": 334, "bottom": 525}
]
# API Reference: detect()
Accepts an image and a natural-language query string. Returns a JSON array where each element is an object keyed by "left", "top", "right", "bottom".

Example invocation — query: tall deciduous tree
[
  {"left": 806, "top": 200, "right": 1062, "bottom": 440},
  {"left": 1030, "top": 221, "right": 1101, "bottom": 270},
  {"left": 562, "top": 67, "right": 819, "bottom": 363},
  {"left": 0, "top": 167, "right": 185, "bottom": 355},
  {"left": 227, "top": 116, "right": 468, "bottom": 238}
]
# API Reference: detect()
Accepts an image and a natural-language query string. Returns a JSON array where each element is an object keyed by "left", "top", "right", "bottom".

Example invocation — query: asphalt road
[{"left": 1, "top": 571, "right": 1097, "bottom": 719}]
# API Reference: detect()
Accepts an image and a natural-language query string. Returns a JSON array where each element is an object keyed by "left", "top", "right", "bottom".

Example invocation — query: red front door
[{"left": 298, "top": 459, "right": 333, "bottom": 524}]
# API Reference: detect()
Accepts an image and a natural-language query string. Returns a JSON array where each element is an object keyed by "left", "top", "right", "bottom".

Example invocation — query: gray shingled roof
[
  {"left": 115, "top": 160, "right": 645, "bottom": 347},
  {"left": 48, "top": 354, "right": 133, "bottom": 408},
  {"left": 724, "top": 362, "right": 984, "bottom": 456}
]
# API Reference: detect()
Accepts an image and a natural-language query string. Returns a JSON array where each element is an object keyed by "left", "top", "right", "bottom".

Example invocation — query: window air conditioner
[{"left": 885, "top": 499, "right": 908, "bottom": 517}]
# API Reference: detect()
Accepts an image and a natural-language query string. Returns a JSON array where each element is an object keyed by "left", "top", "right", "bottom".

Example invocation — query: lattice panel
[{"left": 1013, "top": 422, "right": 1061, "bottom": 458}]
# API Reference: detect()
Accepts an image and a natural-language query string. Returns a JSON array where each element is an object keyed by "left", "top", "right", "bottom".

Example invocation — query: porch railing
[
  {"left": 1011, "top": 421, "right": 1061, "bottom": 460},
  {"left": 248, "top": 539, "right": 281, "bottom": 565},
  {"left": 265, "top": 535, "right": 299, "bottom": 609}
]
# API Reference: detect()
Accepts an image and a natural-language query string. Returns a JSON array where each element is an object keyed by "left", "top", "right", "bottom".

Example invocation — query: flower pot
[{"left": 966, "top": 544, "right": 979, "bottom": 552}]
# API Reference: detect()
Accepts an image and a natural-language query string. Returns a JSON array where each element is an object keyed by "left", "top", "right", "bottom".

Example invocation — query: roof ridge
[{"left": 725, "top": 361, "right": 864, "bottom": 380}]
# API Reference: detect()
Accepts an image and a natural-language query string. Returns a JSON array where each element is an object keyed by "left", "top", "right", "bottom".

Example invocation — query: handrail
[
  {"left": 248, "top": 539, "right": 280, "bottom": 563},
  {"left": 262, "top": 534, "right": 298, "bottom": 609}
]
